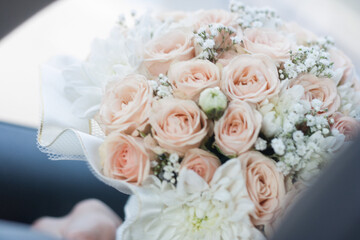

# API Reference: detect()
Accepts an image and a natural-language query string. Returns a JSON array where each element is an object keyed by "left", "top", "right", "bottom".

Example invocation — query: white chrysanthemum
[
  {"left": 117, "top": 159, "right": 265, "bottom": 240},
  {"left": 259, "top": 83, "right": 309, "bottom": 138},
  {"left": 63, "top": 29, "right": 142, "bottom": 119}
]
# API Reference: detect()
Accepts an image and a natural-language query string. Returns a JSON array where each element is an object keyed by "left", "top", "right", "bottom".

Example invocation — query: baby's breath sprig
[
  {"left": 280, "top": 45, "right": 334, "bottom": 80},
  {"left": 270, "top": 100, "right": 334, "bottom": 177},
  {"left": 148, "top": 74, "right": 173, "bottom": 99},
  {"left": 307, "top": 36, "right": 335, "bottom": 51},
  {"left": 151, "top": 153, "right": 181, "bottom": 185},
  {"left": 195, "top": 24, "right": 240, "bottom": 63},
  {"left": 230, "top": 0, "right": 282, "bottom": 29}
]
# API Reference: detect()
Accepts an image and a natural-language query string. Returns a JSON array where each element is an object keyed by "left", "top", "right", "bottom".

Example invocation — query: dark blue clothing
[{"left": 0, "top": 122, "right": 128, "bottom": 224}]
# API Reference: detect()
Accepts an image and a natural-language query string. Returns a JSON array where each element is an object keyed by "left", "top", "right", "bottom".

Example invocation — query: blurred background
[{"left": 0, "top": 0, "right": 359, "bottom": 229}]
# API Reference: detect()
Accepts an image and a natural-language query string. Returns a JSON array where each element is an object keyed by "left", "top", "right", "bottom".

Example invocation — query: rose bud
[{"left": 199, "top": 87, "right": 228, "bottom": 120}]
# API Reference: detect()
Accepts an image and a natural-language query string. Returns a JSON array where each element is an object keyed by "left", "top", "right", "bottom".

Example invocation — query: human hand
[{"left": 32, "top": 199, "right": 121, "bottom": 240}]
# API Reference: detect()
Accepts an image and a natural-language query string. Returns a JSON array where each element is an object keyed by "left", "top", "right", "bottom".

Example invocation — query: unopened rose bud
[{"left": 199, "top": 87, "right": 227, "bottom": 120}]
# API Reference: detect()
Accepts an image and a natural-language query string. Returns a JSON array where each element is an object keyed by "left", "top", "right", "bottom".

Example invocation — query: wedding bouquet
[{"left": 38, "top": 0, "right": 360, "bottom": 239}]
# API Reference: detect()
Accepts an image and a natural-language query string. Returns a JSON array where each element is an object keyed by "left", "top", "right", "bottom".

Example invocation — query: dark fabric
[
  {"left": 0, "top": 0, "right": 56, "bottom": 40},
  {"left": 0, "top": 220, "right": 57, "bottom": 240},
  {"left": 271, "top": 139, "right": 360, "bottom": 240},
  {"left": 0, "top": 122, "right": 128, "bottom": 224}
]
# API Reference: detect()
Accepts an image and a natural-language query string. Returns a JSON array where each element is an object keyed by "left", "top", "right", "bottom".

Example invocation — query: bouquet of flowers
[{"left": 38, "top": 1, "right": 360, "bottom": 239}]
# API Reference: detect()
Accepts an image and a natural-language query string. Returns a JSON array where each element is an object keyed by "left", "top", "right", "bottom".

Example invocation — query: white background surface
[{"left": 0, "top": 0, "right": 359, "bottom": 128}]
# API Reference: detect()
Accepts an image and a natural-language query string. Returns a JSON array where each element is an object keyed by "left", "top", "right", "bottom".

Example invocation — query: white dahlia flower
[{"left": 117, "top": 159, "right": 264, "bottom": 240}]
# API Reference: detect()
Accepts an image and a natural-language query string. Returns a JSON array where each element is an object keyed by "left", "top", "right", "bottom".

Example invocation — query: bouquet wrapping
[{"left": 38, "top": 1, "right": 360, "bottom": 239}]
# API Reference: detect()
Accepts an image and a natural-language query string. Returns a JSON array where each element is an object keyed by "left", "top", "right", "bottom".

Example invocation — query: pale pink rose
[
  {"left": 168, "top": 59, "right": 220, "bottom": 100},
  {"left": 143, "top": 30, "right": 195, "bottom": 76},
  {"left": 150, "top": 99, "right": 210, "bottom": 156},
  {"left": 99, "top": 132, "right": 150, "bottom": 185},
  {"left": 243, "top": 28, "right": 293, "bottom": 61},
  {"left": 282, "top": 22, "right": 318, "bottom": 45},
  {"left": 193, "top": 9, "right": 236, "bottom": 30},
  {"left": 97, "top": 74, "right": 152, "bottom": 136},
  {"left": 331, "top": 112, "right": 360, "bottom": 141},
  {"left": 221, "top": 54, "right": 280, "bottom": 103},
  {"left": 180, "top": 148, "right": 221, "bottom": 183},
  {"left": 329, "top": 48, "right": 354, "bottom": 85},
  {"left": 290, "top": 74, "right": 340, "bottom": 115},
  {"left": 216, "top": 50, "right": 239, "bottom": 67},
  {"left": 214, "top": 100, "right": 262, "bottom": 156},
  {"left": 238, "top": 151, "right": 286, "bottom": 226}
]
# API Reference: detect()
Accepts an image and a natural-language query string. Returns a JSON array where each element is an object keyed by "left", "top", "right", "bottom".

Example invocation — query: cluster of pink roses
[{"left": 94, "top": 8, "right": 360, "bottom": 228}]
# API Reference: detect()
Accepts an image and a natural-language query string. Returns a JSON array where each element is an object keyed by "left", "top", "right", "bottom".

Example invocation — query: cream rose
[
  {"left": 97, "top": 74, "right": 152, "bottom": 136},
  {"left": 180, "top": 148, "right": 221, "bottom": 183},
  {"left": 238, "top": 151, "right": 286, "bottom": 226},
  {"left": 214, "top": 100, "right": 262, "bottom": 156},
  {"left": 221, "top": 54, "right": 280, "bottom": 103},
  {"left": 143, "top": 30, "right": 195, "bottom": 76},
  {"left": 329, "top": 47, "right": 354, "bottom": 85},
  {"left": 331, "top": 112, "right": 360, "bottom": 141},
  {"left": 290, "top": 74, "right": 340, "bottom": 115},
  {"left": 168, "top": 59, "right": 220, "bottom": 100},
  {"left": 193, "top": 9, "right": 236, "bottom": 30},
  {"left": 100, "top": 132, "right": 150, "bottom": 185},
  {"left": 150, "top": 99, "right": 210, "bottom": 156},
  {"left": 243, "top": 28, "right": 293, "bottom": 61}
]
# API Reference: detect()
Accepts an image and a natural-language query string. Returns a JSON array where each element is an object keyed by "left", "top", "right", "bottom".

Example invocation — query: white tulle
[{"left": 38, "top": 56, "right": 137, "bottom": 194}]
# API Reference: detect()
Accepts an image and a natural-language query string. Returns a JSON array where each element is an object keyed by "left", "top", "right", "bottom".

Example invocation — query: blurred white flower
[{"left": 63, "top": 30, "right": 142, "bottom": 119}]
